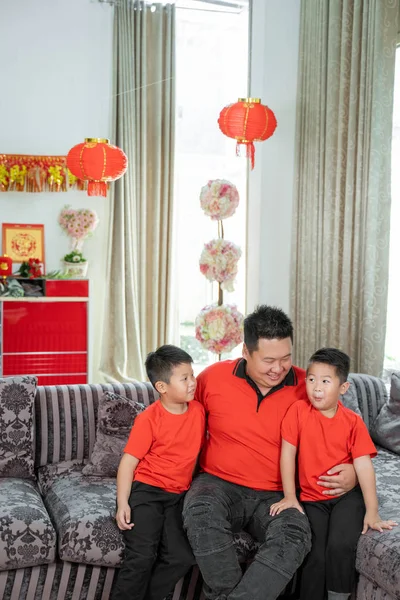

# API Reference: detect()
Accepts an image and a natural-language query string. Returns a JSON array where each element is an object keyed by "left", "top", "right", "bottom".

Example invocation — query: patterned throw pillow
[
  {"left": 371, "top": 371, "right": 400, "bottom": 455},
  {"left": 82, "top": 390, "right": 145, "bottom": 477},
  {"left": 0, "top": 376, "right": 37, "bottom": 479}
]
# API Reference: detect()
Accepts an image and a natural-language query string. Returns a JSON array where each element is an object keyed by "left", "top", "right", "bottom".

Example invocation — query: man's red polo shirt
[{"left": 196, "top": 358, "right": 306, "bottom": 491}]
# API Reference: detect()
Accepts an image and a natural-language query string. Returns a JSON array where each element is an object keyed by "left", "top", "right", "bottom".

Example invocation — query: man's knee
[
  {"left": 183, "top": 493, "right": 226, "bottom": 532},
  {"left": 264, "top": 509, "right": 311, "bottom": 564}
]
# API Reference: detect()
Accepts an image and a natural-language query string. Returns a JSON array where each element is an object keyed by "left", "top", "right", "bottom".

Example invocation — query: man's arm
[
  {"left": 317, "top": 462, "right": 357, "bottom": 496},
  {"left": 354, "top": 455, "right": 398, "bottom": 533},
  {"left": 270, "top": 439, "right": 304, "bottom": 515},
  {"left": 116, "top": 453, "right": 140, "bottom": 530}
]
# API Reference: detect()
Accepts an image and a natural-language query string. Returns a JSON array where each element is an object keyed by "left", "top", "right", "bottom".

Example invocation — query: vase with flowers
[{"left": 58, "top": 206, "right": 99, "bottom": 277}]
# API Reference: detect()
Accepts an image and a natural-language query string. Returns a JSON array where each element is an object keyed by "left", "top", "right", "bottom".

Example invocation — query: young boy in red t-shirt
[
  {"left": 270, "top": 347, "right": 397, "bottom": 600},
  {"left": 112, "top": 345, "right": 205, "bottom": 600}
]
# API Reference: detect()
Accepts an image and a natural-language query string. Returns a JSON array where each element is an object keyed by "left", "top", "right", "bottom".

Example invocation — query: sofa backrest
[
  {"left": 34, "top": 382, "right": 157, "bottom": 468},
  {"left": 345, "top": 373, "right": 388, "bottom": 430}
]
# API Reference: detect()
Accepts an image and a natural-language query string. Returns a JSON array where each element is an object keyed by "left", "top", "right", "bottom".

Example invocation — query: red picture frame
[{"left": 2, "top": 223, "right": 45, "bottom": 271}]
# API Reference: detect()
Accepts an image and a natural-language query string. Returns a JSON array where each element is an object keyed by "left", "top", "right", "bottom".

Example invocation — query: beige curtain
[
  {"left": 100, "top": 1, "right": 177, "bottom": 382},
  {"left": 291, "top": 0, "right": 398, "bottom": 376}
]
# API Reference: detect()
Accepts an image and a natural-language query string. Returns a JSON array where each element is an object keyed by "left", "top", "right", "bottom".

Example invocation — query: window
[
  {"left": 384, "top": 45, "right": 400, "bottom": 380},
  {"left": 175, "top": 0, "right": 249, "bottom": 373}
]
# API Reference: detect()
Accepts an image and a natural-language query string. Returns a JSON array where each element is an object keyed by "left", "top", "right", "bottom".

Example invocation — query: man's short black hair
[
  {"left": 307, "top": 347, "right": 350, "bottom": 384},
  {"left": 244, "top": 305, "right": 294, "bottom": 353},
  {"left": 145, "top": 344, "right": 193, "bottom": 388}
]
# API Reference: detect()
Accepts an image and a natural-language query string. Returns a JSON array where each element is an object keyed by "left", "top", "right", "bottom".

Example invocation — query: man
[{"left": 183, "top": 305, "right": 356, "bottom": 600}]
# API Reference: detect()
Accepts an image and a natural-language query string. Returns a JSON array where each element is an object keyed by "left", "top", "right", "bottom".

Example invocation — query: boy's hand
[
  {"left": 116, "top": 504, "right": 134, "bottom": 531},
  {"left": 362, "top": 512, "right": 398, "bottom": 534},
  {"left": 270, "top": 496, "right": 304, "bottom": 516}
]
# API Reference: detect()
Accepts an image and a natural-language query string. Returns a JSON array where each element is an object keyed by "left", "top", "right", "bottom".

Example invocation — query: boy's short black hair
[
  {"left": 244, "top": 305, "right": 294, "bottom": 353},
  {"left": 145, "top": 344, "right": 193, "bottom": 388},
  {"left": 307, "top": 347, "right": 350, "bottom": 384}
]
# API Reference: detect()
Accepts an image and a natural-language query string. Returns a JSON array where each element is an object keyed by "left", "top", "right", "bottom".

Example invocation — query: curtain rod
[{"left": 95, "top": 0, "right": 248, "bottom": 12}]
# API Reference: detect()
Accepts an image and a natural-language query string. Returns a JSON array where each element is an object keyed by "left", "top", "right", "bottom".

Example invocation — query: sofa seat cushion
[
  {"left": 356, "top": 447, "right": 400, "bottom": 599},
  {"left": 0, "top": 478, "right": 56, "bottom": 570},
  {"left": 38, "top": 461, "right": 259, "bottom": 569},
  {"left": 40, "top": 463, "right": 123, "bottom": 567}
]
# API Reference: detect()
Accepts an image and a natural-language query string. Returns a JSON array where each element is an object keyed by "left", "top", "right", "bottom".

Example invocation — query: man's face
[{"left": 243, "top": 337, "right": 293, "bottom": 390}]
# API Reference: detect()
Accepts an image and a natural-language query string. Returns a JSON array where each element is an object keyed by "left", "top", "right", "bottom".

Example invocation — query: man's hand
[
  {"left": 362, "top": 511, "right": 398, "bottom": 534},
  {"left": 270, "top": 496, "right": 304, "bottom": 516},
  {"left": 317, "top": 463, "right": 357, "bottom": 496},
  {"left": 116, "top": 503, "right": 134, "bottom": 531}
]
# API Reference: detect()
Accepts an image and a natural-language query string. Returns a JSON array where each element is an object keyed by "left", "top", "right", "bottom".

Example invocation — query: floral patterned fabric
[
  {"left": 82, "top": 391, "right": 145, "bottom": 477},
  {"left": 0, "top": 478, "right": 56, "bottom": 570},
  {"left": 40, "top": 462, "right": 123, "bottom": 567},
  {"left": 356, "top": 447, "right": 400, "bottom": 599},
  {"left": 371, "top": 371, "right": 400, "bottom": 455},
  {"left": 0, "top": 376, "right": 37, "bottom": 479},
  {"left": 38, "top": 460, "right": 258, "bottom": 570}
]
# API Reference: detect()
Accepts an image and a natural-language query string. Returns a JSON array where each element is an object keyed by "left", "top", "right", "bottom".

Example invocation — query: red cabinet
[{"left": 0, "top": 281, "right": 88, "bottom": 385}]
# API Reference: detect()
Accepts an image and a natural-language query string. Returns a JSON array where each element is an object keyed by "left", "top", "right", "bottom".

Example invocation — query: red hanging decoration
[
  {"left": 218, "top": 98, "right": 277, "bottom": 170},
  {"left": 0, "top": 254, "right": 12, "bottom": 279},
  {"left": 66, "top": 138, "right": 128, "bottom": 197}
]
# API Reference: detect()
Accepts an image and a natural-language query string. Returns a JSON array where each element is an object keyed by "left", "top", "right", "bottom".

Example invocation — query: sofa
[{"left": 0, "top": 372, "right": 398, "bottom": 600}]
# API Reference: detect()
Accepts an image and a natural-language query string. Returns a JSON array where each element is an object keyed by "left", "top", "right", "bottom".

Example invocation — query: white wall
[
  {"left": 247, "top": 0, "right": 300, "bottom": 314},
  {"left": 0, "top": 0, "right": 114, "bottom": 382}
]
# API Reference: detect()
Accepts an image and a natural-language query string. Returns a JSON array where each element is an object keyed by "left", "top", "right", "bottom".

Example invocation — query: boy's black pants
[
  {"left": 112, "top": 481, "right": 195, "bottom": 600},
  {"left": 300, "top": 487, "right": 365, "bottom": 600}
]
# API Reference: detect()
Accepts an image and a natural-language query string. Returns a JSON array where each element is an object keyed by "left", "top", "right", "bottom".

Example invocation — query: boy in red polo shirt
[
  {"left": 112, "top": 345, "right": 205, "bottom": 600},
  {"left": 271, "top": 347, "right": 397, "bottom": 600}
]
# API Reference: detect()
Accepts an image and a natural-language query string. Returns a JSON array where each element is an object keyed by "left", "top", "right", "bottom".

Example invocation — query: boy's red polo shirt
[
  {"left": 282, "top": 400, "right": 377, "bottom": 501},
  {"left": 124, "top": 399, "right": 205, "bottom": 494},
  {"left": 196, "top": 359, "right": 306, "bottom": 491}
]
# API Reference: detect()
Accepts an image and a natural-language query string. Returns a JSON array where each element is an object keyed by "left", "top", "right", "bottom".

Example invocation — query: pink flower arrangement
[
  {"left": 58, "top": 206, "right": 99, "bottom": 250},
  {"left": 195, "top": 304, "right": 244, "bottom": 354},
  {"left": 200, "top": 179, "right": 239, "bottom": 220},
  {"left": 199, "top": 239, "right": 242, "bottom": 292}
]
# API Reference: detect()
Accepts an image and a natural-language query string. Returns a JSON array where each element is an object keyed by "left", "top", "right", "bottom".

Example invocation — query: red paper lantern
[
  {"left": 0, "top": 255, "right": 12, "bottom": 279},
  {"left": 218, "top": 98, "right": 277, "bottom": 169},
  {"left": 66, "top": 138, "right": 128, "bottom": 197}
]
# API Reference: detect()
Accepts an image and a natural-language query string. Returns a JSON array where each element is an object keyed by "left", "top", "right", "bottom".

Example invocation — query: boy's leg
[
  {"left": 326, "top": 487, "right": 365, "bottom": 596},
  {"left": 146, "top": 495, "right": 195, "bottom": 600},
  {"left": 112, "top": 482, "right": 166, "bottom": 600},
  {"left": 299, "top": 500, "right": 331, "bottom": 600}
]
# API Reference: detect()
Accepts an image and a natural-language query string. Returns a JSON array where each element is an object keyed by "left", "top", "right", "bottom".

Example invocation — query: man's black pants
[
  {"left": 112, "top": 481, "right": 194, "bottom": 600},
  {"left": 300, "top": 487, "right": 365, "bottom": 600}
]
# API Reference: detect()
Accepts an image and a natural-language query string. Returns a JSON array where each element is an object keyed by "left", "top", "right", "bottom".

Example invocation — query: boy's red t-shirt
[
  {"left": 281, "top": 400, "right": 377, "bottom": 502},
  {"left": 124, "top": 399, "right": 205, "bottom": 494}
]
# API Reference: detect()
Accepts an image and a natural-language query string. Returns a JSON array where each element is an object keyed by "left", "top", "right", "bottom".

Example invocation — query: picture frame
[{"left": 2, "top": 223, "right": 45, "bottom": 271}]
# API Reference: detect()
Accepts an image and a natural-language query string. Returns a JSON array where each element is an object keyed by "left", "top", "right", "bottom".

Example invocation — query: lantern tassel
[
  {"left": 87, "top": 181, "right": 107, "bottom": 197},
  {"left": 246, "top": 142, "right": 255, "bottom": 170},
  {"left": 235, "top": 141, "right": 256, "bottom": 170}
]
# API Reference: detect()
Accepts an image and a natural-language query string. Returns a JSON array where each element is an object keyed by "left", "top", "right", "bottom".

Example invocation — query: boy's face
[
  {"left": 158, "top": 363, "right": 196, "bottom": 403},
  {"left": 306, "top": 362, "right": 349, "bottom": 413}
]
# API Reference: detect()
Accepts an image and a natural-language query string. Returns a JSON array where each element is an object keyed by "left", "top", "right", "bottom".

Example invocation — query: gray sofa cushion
[
  {"left": 356, "top": 447, "right": 400, "bottom": 599},
  {"left": 345, "top": 374, "right": 388, "bottom": 430},
  {"left": 40, "top": 463, "right": 123, "bottom": 567},
  {"left": 0, "top": 478, "right": 56, "bottom": 570},
  {"left": 38, "top": 461, "right": 258, "bottom": 569},
  {"left": 371, "top": 371, "right": 400, "bottom": 455},
  {"left": 82, "top": 391, "right": 145, "bottom": 478},
  {"left": 0, "top": 376, "right": 37, "bottom": 479}
]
